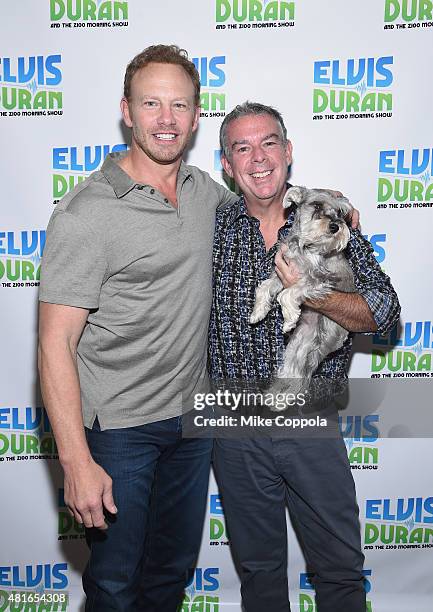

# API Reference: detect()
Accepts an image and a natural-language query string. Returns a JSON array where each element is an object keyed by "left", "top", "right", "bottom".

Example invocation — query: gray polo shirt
[{"left": 39, "top": 152, "right": 236, "bottom": 430}]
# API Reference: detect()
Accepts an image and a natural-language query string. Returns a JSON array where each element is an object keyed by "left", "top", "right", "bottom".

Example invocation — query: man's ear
[
  {"left": 221, "top": 154, "right": 234, "bottom": 178},
  {"left": 285, "top": 139, "right": 293, "bottom": 166},
  {"left": 120, "top": 97, "right": 133, "bottom": 128},
  {"left": 192, "top": 106, "right": 200, "bottom": 133}
]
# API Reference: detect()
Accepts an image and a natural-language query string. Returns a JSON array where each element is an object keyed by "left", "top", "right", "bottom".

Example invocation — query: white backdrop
[{"left": 1, "top": 1, "right": 433, "bottom": 610}]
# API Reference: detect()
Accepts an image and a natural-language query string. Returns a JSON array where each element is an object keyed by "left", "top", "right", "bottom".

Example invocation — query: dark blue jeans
[
  {"left": 82, "top": 416, "right": 212, "bottom": 612},
  {"left": 213, "top": 432, "right": 366, "bottom": 612}
]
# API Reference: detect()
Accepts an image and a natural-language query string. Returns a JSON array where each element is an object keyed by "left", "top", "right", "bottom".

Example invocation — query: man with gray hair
[{"left": 209, "top": 101, "right": 400, "bottom": 611}]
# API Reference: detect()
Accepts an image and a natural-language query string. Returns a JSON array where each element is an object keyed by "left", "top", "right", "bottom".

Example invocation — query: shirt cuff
[{"left": 358, "top": 288, "right": 400, "bottom": 336}]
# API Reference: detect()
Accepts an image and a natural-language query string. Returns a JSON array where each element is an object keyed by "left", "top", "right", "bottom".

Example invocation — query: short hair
[
  {"left": 123, "top": 44, "right": 200, "bottom": 106},
  {"left": 220, "top": 101, "right": 288, "bottom": 159}
]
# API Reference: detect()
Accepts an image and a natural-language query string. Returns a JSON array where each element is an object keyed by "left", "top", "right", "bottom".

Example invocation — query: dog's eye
[{"left": 312, "top": 202, "right": 321, "bottom": 212}]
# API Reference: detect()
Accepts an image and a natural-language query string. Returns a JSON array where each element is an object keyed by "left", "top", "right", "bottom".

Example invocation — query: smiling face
[
  {"left": 121, "top": 62, "right": 200, "bottom": 165},
  {"left": 221, "top": 113, "right": 293, "bottom": 207}
]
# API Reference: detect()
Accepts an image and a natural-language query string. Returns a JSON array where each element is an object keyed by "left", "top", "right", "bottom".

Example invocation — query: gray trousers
[{"left": 213, "top": 431, "right": 366, "bottom": 612}]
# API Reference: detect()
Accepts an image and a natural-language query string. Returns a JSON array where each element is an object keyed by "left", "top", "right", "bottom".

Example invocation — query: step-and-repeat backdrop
[{"left": 1, "top": 1, "right": 433, "bottom": 610}]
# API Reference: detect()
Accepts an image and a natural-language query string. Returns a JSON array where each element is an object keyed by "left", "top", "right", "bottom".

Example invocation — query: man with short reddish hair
[{"left": 38, "top": 45, "right": 236, "bottom": 611}]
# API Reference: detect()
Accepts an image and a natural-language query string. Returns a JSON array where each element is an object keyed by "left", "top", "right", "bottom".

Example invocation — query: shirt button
[
  {"left": 150, "top": 188, "right": 155, "bottom": 194},
  {"left": 137, "top": 185, "right": 144, "bottom": 190},
  {"left": 164, "top": 198, "right": 169, "bottom": 203}
]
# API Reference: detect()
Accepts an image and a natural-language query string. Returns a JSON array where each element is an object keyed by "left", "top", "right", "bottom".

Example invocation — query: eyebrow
[
  {"left": 231, "top": 133, "right": 283, "bottom": 149},
  {"left": 137, "top": 94, "right": 191, "bottom": 103}
]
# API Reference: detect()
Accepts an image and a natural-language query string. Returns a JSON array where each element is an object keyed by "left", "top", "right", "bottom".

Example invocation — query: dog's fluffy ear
[
  {"left": 337, "top": 196, "right": 354, "bottom": 215},
  {"left": 283, "top": 186, "right": 308, "bottom": 208}
]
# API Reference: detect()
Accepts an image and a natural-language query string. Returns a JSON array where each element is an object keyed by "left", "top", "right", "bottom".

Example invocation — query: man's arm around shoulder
[{"left": 38, "top": 302, "right": 117, "bottom": 529}]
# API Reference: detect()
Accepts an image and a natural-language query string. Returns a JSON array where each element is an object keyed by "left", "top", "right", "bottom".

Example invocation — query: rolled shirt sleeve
[{"left": 345, "top": 228, "right": 401, "bottom": 335}]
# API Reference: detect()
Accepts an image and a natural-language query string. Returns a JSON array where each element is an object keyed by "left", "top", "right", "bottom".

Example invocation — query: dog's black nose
[{"left": 329, "top": 222, "right": 339, "bottom": 234}]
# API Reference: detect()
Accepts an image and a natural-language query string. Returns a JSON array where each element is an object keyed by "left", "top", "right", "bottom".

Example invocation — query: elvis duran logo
[
  {"left": 49, "top": 0, "right": 129, "bottom": 28},
  {"left": 370, "top": 321, "right": 433, "bottom": 377},
  {"left": 363, "top": 497, "right": 433, "bottom": 550},
  {"left": 0, "top": 55, "right": 63, "bottom": 117},
  {"left": 209, "top": 494, "right": 229, "bottom": 545},
  {"left": 52, "top": 144, "right": 127, "bottom": 204},
  {"left": 377, "top": 148, "right": 433, "bottom": 210},
  {"left": 363, "top": 234, "right": 387, "bottom": 265},
  {"left": 192, "top": 56, "right": 227, "bottom": 118},
  {"left": 298, "top": 570, "right": 374, "bottom": 611},
  {"left": 215, "top": 0, "right": 295, "bottom": 30},
  {"left": 179, "top": 567, "right": 220, "bottom": 612},
  {"left": 340, "top": 415, "right": 380, "bottom": 470},
  {"left": 58, "top": 489, "right": 85, "bottom": 541},
  {"left": 0, "top": 407, "right": 56, "bottom": 461},
  {"left": 0, "top": 231, "right": 45, "bottom": 288},
  {"left": 384, "top": 0, "right": 433, "bottom": 29},
  {"left": 0, "top": 563, "right": 68, "bottom": 611},
  {"left": 312, "top": 56, "right": 393, "bottom": 121}
]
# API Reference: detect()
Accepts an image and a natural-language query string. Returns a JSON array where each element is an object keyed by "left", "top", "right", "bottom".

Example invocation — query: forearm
[
  {"left": 38, "top": 338, "right": 92, "bottom": 469},
  {"left": 306, "top": 290, "right": 378, "bottom": 333}
]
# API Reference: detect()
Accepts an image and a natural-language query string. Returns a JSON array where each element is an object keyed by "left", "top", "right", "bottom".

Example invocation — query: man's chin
[
  {"left": 251, "top": 189, "right": 280, "bottom": 201},
  {"left": 144, "top": 147, "right": 185, "bottom": 166}
]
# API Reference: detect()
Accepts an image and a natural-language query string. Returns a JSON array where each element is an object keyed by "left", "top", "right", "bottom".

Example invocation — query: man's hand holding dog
[{"left": 275, "top": 250, "right": 300, "bottom": 287}]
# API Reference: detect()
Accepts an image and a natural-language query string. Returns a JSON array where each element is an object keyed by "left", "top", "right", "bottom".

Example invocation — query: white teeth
[
  {"left": 155, "top": 133, "right": 176, "bottom": 140},
  {"left": 251, "top": 170, "right": 271, "bottom": 178}
]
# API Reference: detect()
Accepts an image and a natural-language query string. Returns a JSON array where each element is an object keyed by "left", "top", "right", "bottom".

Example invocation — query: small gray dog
[{"left": 249, "top": 186, "right": 355, "bottom": 405}]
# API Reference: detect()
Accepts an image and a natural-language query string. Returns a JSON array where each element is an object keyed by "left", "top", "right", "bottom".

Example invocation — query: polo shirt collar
[
  {"left": 101, "top": 151, "right": 136, "bottom": 198},
  {"left": 101, "top": 152, "right": 193, "bottom": 199},
  {"left": 177, "top": 160, "right": 193, "bottom": 184}
]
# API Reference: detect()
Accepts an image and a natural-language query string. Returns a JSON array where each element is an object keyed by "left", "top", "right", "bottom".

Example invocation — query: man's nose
[
  {"left": 157, "top": 104, "right": 176, "bottom": 125},
  {"left": 251, "top": 146, "right": 267, "bottom": 163}
]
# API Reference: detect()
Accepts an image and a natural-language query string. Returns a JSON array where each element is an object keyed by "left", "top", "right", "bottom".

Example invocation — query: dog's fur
[{"left": 249, "top": 186, "right": 355, "bottom": 407}]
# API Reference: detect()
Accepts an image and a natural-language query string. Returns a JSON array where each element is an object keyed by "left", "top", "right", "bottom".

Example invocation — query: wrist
[
  {"left": 60, "top": 450, "right": 93, "bottom": 471},
  {"left": 305, "top": 297, "right": 325, "bottom": 310}
]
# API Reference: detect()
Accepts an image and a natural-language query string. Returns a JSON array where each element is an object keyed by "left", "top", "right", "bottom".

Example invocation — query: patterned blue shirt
[{"left": 209, "top": 195, "right": 401, "bottom": 384}]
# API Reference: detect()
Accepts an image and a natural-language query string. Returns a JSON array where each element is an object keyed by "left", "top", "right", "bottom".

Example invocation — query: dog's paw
[
  {"left": 282, "top": 319, "right": 297, "bottom": 333},
  {"left": 249, "top": 304, "right": 268, "bottom": 324},
  {"left": 281, "top": 307, "right": 301, "bottom": 333}
]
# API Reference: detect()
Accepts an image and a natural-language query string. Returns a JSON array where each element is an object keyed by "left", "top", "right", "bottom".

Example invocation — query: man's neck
[
  {"left": 244, "top": 194, "right": 290, "bottom": 251},
  {"left": 118, "top": 144, "right": 181, "bottom": 191},
  {"left": 245, "top": 196, "right": 288, "bottom": 227}
]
